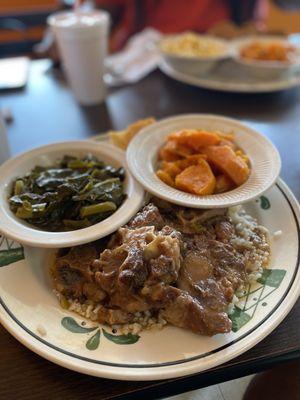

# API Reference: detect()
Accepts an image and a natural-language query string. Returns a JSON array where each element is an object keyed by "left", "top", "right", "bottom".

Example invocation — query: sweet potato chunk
[
  {"left": 203, "top": 145, "right": 249, "bottom": 186},
  {"left": 175, "top": 159, "right": 216, "bottom": 195},
  {"left": 168, "top": 129, "right": 220, "bottom": 151},
  {"left": 235, "top": 149, "right": 249, "bottom": 165},
  {"left": 217, "top": 132, "right": 235, "bottom": 141},
  {"left": 159, "top": 142, "right": 182, "bottom": 162},
  {"left": 156, "top": 169, "right": 175, "bottom": 187},
  {"left": 186, "top": 154, "right": 208, "bottom": 162},
  {"left": 174, "top": 154, "right": 207, "bottom": 171},
  {"left": 170, "top": 142, "right": 194, "bottom": 157},
  {"left": 161, "top": 161, "right": 182, "bottom": 178},
  {"left": 215, "top": 174, "right": 235, "bottom": 193},
  {"left": 159, "top": 140, "right": 194, "bottom": 161},
  {"left": 219, "top": 138, "right": 236, "bottom": 150}
]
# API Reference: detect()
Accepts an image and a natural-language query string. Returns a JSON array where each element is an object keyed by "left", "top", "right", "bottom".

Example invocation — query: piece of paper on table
[{"left": 104, "top": 29, "right": 162, "bottom": 87}]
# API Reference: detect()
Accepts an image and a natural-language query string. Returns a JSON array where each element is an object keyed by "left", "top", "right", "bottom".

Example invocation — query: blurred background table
[{"left": 0, "top": 59, "right": 299, "bottom": 400}]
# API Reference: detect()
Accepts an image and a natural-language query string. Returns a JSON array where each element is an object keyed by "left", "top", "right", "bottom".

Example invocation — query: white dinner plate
[
  {"left": 159, "top": 59, "right": 300, "bottom": 93},
  {"left": 0, "top": 179, "right": 299, "bottom": 380}
]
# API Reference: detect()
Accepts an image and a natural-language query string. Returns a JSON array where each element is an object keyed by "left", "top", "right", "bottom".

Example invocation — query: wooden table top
[{"left": 0, "top": 60, "right": 299, "bottom": 400}]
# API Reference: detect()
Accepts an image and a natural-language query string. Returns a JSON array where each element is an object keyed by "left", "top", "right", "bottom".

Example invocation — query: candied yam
[
  {"left": 217, "top": 132, "right": 235, "bottom": 141},
  {"left": 161, "top": 161, "right": 182, "bottom": 178},
  {"left": 161, "top": 139, "right": 194, "bottom": 158},
  {"left": 235, "top": 149, "right": 249, "bottom": 165},
  {"left": 169, "top": 141, "right": 194, "bottom": 157},
  {"left": 156, "top": 169, "right": 175, "bottom": 187},
  {"left": 203, "top": 145, "right": 250, "bottom": 186},
  {"left": 186, "top": 154, "right": 208, "bottom": 161},
  {"left": 174, "top": 154, "right": 207, "bottom": 171},
  {"left": 175, "top": 159, "right": 216, "bottom": 195},
  {"left": 159, "top": 142, "right": 182, "bottom": 162},
  {"left": 215, "top": 174, "right": 235, "bottom": 193},
  {"left": 168, "top": 129, "right": 221, "bottom": 150},
  {"left": 219, "top": 138, "right": 236, "bottom": 150},
  {"left": 174, "top": 158, "right": 197, "bottom": 171}
]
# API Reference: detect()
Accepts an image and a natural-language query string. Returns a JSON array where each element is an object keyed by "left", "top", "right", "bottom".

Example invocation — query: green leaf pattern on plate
[
  {"left": 229, "top": 269, "right": 286, "bottom": 332},
  {"left": 0, "top": 247, "right": 24, "bottom": 267},
  {"left": 260, "top": 195, "right": 271, "bottom": 210},
  {"left": 229, "top": 306, "right": 252, "bottom": 332},
  {"left": 61, "top": 317, "right": 98, "bottom": 333},
  {"left": 102, "top": 329, "right": 140, "bottom": 345},
  {"left": 0, "top": 235, "right": 24, "bottom": 267},
  {"left": 61, "top": 317, "right": 140, "bottom": 350},
  {"left": 257, "top": 269, "right": 286, "bottom": 288},
  {"left": 86, "top": 330, "right": 101, "bottom": 350}
]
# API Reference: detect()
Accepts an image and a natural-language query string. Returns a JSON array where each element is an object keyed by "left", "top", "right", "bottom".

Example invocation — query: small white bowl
[
  {"left": 0, "top": 141, "right": 144, "bottom": 248},
  {"left": 127, "top": 114, "right": 281, "bottom": 209},
  {"left": 159, "top": 34, "right": 230, "bottom": 76},
  {"left": 232, "top": 36, "right": 300, "bottom": 80}
]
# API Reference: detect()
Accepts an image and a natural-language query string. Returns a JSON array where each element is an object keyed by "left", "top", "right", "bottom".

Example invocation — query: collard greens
[{"left": 9, "top": 154, "right": 125, "bottom": 231}]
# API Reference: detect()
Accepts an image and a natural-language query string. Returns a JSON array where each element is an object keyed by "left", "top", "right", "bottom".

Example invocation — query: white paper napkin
[{"left": 104, "top": 28, "right": 162, "bottom": 86}]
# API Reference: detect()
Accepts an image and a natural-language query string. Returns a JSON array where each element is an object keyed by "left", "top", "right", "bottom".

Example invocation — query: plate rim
[
  {"left": 0, "top": 178, "right": 299, "bottom": 380},
  {"left": 159, "top": 59, "right": 300, "bottom": 93}
]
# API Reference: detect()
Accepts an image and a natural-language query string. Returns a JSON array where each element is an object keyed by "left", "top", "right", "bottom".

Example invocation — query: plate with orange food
[{"left": 127, "top": 114, "right": 281, "bottom": 208}]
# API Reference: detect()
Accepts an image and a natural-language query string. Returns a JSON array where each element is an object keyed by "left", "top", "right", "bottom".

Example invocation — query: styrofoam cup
[{"left": 48, "top": 11, "right": 109, "bottom": 105}]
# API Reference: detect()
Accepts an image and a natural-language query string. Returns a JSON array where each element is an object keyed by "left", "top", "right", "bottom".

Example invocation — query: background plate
[{"left": 159, "top": 59, "right": 300, "bottom": 93}]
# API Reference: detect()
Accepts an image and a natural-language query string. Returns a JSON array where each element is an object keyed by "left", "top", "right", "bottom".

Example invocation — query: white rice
[
  {"left": 229, "top": 205, "right": 270, "bottom": 281},
  {"left": 113, "top": 311, "right": 167, "bottom": 335}
]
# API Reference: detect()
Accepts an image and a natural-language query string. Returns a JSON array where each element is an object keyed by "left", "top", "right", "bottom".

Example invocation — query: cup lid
[{"left": 47, "top": 10, "right": 109, "bottom": 30}]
